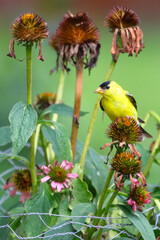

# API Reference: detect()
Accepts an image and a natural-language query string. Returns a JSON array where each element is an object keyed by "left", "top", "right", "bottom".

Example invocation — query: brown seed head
[
  {"left": 111, "top": 151, "right": 142, "bottom": 175},
  {"left": 34, "top": 92, "right": 57, "bottom": 111},
  {"left": 106, "top": 117, "right": 143, "bottom": 144},
  {"left": 12, "top": 169, "right": 32, "bottom": 192},
  {"left": 105, "top": 6, "right": 140, "bottom": 30},
  {"left": 50, "top": 12, "right": 100, "bottom": 72},
  {"left": 129, "top": 186, "right": 151, "bottom": 209},
  {"left": 11, "top": 13, "right": 49, "bottom": 43}
]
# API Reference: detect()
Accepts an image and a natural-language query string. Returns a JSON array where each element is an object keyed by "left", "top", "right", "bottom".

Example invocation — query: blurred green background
[{"left": 0, "top": 0, "right": 160, "bottom": 184}]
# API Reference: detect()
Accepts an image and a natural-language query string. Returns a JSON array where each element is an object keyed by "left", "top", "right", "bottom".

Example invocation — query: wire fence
[{"left": 0, "top": 158, "right": 160, "bottom": 240}]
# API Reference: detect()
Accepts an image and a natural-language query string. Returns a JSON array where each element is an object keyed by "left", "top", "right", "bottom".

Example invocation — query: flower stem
[
  {"left": 96, "top": 189, "right": 119, "bottom": 240},
  {"left": 71, "top": 61, "right": 83, "bottom": 163},
  {"left": 86, "top": 169, "right": 114, "bottom": 239},
  {"left": 52, "top": 70, "right": 66, "bottom": 122},
  {"left": 79, "top": 59, "right": 117, "bottom": 180},
  {"left": 26, "top": 44, "right": 37, "bottom": 194},
  {"left": 40, "top": 128, "right": 49, "bottom": 166},
  {"left": 143, "top": 129, "right": 160, "bottom": 177}
]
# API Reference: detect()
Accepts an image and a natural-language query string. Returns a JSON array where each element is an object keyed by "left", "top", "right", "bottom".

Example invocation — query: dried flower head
[
  {"left": 41, "top": 160, "right": 78, "bottom": 192},
  {"left": 8, "top": 13, "right": 49, "bottom": 60},
  {"left": 34, "top": 92, "right": 57, "bottom": 113},
  {"left": 128, "top": 186, "right": 151, "bottom": 211},
  {"left": 50, "top": 11, "right": 100, "bottom": 72},
  {"left": 106, "top": 116, "right": 143, "bottom": 144},
  {"left": 112, "top": 151, "right": 142, "bottom": 175},
  {"left": 105, "top": 6, "right": 144, "bottom": 61},
  {"left": 111, "top": 151, "right": 147, "bottom": 189},
  {"left": 3, "top": 169, "right": 32, "bottom": 203}
]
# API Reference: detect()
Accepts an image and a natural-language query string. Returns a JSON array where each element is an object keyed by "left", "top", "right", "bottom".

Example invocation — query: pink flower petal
[
  {"left": 57, "top": 183, "right": 64, "bottom": 192},
  {"left": 60, "top": 160, "right": 69, "bottom": 168},
  {"left": 64, "top": 163, "right": 73, "bottom": 171},
  {"left": 63, "top": 181, "right": 69, "bottom": 188},
  {"left": 3, "top": 182, "right": 14, "bottom": 190},
  {"left": 20, "top": 192, "right": 30, "bottom": 204},
  {"left": 128, "top": 198, "right": 134, "bottom": 206},
  {"left": 133, "top": 178, "right": 139, "bottom": 187},
  {"left": 66, "top": 173, "right": 78, "bottom": 179},
  {"left": 65, "top": 178, "right": 71, "bottom": 184},
  {"left": 41, "top": 175, "right": 51, "bottom": 183},
  {"left": 133, "top": 204, "right": 137, "bottom": 212},
  {"left": 41, "top": 165, "right": 50, "bottom": 174},
  {"left": 51, "top": 181, "right": 57, "bottom": 190},
  {"left": 9, "top": 188, "right": 17, "bottom": 197}
]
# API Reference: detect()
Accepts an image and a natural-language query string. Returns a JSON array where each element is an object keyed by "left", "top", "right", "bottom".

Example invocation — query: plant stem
[
  {"left": 26, "top": 45, "right": 32, "bottom": 105},
  {"left": 52, "top": 70, "right": 65, "bottom": 122},
  {"left": 71, "top": 61, "right": 83, "bottom": 163},
  {"left": 143, "top": 129, "right": 160, "bottom": 177},
  {"left": 86, "top": 169, "right": 114, "bottom": 240},
  {"left": 26, "top": 45, "right": 37, "bottom": 194},
  {"left": 40, "top": 128, "right": 49, "bottom": 166},
  {"left": 79, "top": 59, "right": 117, "bottom": 180},
  {"left": 96, "top": 189, "right": 119, "bottom": 240}
]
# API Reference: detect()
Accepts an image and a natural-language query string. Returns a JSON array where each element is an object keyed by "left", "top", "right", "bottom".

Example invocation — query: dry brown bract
[
  {"left": 105, "top": 6, "right": 144, "bottom": 61},
  {"left": 50, "top": 11, "right": 100, "bottom": 73}
]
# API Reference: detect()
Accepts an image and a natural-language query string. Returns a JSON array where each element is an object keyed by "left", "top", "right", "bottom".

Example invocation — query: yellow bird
[{"left": 94, "top": 81, "right": 152, "bottom": 138}]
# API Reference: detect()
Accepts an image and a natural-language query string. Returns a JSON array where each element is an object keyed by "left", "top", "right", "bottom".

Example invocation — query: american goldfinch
[{"left": 94, "top": 81, "right": 152, "bottom": 139}]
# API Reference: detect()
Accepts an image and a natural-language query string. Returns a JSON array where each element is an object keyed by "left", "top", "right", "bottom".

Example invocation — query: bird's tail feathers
[{"left": 140, "top": 126, "right": 152, "bottom": 139}]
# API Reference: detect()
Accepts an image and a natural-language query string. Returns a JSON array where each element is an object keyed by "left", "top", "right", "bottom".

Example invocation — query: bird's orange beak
[{"left": 94, "top": 87, "right": 104, "bottom": 94}]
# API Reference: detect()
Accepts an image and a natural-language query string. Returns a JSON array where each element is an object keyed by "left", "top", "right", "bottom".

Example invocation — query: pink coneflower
[
  {"left": 40, "top": 160, "right": 78, "bottom": 192},
  {"left": 3, "top": 169, "right": 32, "bottom": 204},
  {"left": 128, "top": 185, "right": 151, "bottom": 211}
]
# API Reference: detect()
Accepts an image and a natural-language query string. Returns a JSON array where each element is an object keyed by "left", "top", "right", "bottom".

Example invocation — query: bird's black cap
[{"left": 99, "top": 81, "right": 110, "bottom": 90}]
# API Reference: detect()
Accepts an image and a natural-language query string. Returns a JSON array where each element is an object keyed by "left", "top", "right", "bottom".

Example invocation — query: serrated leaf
[
  {"left": 24, "top": 183, "right": 54, "bottom": 237},
  {"left": 42, "top": 103, "right": 88, "bottom": 118},
  {"left": 70, "top": 178, "right": 92, "bottom": 209},
  {"left": 9, "top": 102, "right": 37, "bottom": 156},
  {"left": 71, "top": 203, "right": 96, "bottom": 231},
  {"left": 118, "top": 205, "right": 156, "bottom": 240},
  {"left": 44, "top": 220, "right": 74, "bottom": 240},
  {"left": 0, "top": 126, "right": 11, "bottom": 146}
]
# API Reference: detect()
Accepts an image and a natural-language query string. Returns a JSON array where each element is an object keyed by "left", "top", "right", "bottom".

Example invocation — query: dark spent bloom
[
  {"left": 106, "top": 116, "right": 143, "bottom": 144},
  {"left": 128, "top": 186, "right": 151, "bottom": 211},
  {"left": 34, "top": 92, "right": 57, "bottom": 112},
  {"left": 3, "top": 169, "right": 32, "bottom": 204},
  {"left": 105, "top": 6, "right": 144, "bottom": 61},
  {"left": 111, "top": 151, "right": 146, "bottom": 189},
  {"left": 41, "top": 160, "right": 78, "bottom": 192},
  {"left": 49, "top": 11, "right": 100, "bottom": 72},
  {"left": 8, "top": 13, "right": 49, "bottom": 60}
]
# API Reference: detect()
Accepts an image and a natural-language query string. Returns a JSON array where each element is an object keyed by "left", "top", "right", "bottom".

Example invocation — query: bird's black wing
[
  {"left": 100, "top": 98, "right": 104, "bottom": 111},
  {"left": 126, "top": 92, "right": 145, "bottom": 123},
  {"left": 126, "top": 92, "right": 137, "bottom": 110}
]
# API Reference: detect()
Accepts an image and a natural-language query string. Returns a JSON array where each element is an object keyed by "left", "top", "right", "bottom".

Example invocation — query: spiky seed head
[
  {"left": 34, "top": 92, "right": 57, "bottom": 111},
  {"left": 12, "top": 169, "right": 32, "bottom": 192},
  {"left": 106, "top": 117, "right": 143, "bottom": 144},
  {"left": 129, "top": 186, "right": 151, "bottom": 210},
  {"left": 105, "top": 6, "right": 140, "bottom": 30},
  {"left": 49, "top": 12, "right": 100, "bottom": 72},
  {"left": 11, "top": 13, "right": 49, "bottom": 44},
  {"left": 111, "top": 151, "right": 142, "bottom": 175}
]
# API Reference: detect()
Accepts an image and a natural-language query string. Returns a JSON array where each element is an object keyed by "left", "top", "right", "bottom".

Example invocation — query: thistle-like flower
[
  {"left": 128, "top": 186, "right": 151, "bottom": 211},
  {"left": 105, "top": 6, "right": 144, "bottom": 61},
  {"left": 49, "top": 11, "right": 100, "bottom": 72},
  {"left": 8, "top": 13, "right": 49, "bottom": 60},
  {"left": 111, "top": 151, "right": 146, "bottom": 189},
  {"left": 3, "top": 169, "right": 32, "bottom": 204},
  {"left": 41, "top": 160, "right": 78, "bottom": 192},
  {"left": 34, "top": 92, "right": 57, "bottom": 113}
]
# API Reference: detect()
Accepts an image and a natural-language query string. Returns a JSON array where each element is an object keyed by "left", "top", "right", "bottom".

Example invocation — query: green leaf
[
  {"left": 70, "top": 178, "right": 92, "bottom": 209},
  {"left": 44, "top": 220, "right": 74, "bottom": 240},
  {"left": 118, "top": 205, "right": 156, "bottom": 240},
  {"left": 9, "top": 101, "right": 37, "bottom": 156},
  {"left": 71, "top": 203, "right": 96, "bottom": 231},
  {"left": 41, "top": 120, "right": 72, "bottom": 162},
  {"left": 57, "top": 197, "right": 71, "bottom": 224},
  {"left": 76, "top": 140, "right": 108, "bottom": 195},
  {"left": 0, "top": 153, "right": 9, "bottom": 162},
  {"left": 136, "top": 144, "right": 150, "bottom": 169},
  {"left": 24, "top": 183, "right": 54, "bottom": 237},
  {"left": 0, "top": 126, "right": 11, "bottom": 146},
  {"left": 0, "top": 214, "right": 10, "bottom": 240},
  {"left": 42, "top": 103, "right": 88, "bottom": 118}
]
